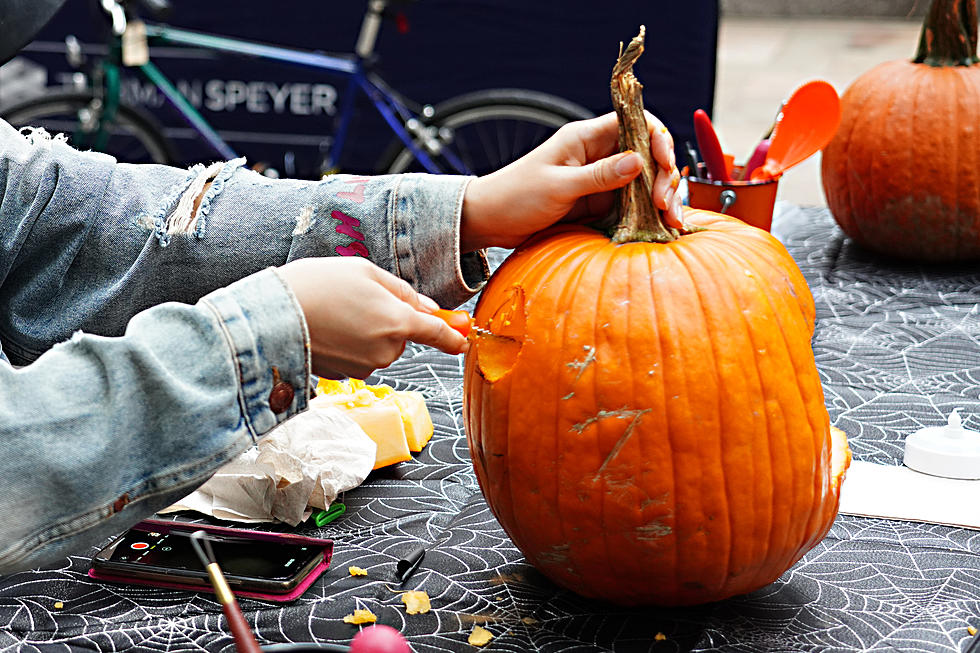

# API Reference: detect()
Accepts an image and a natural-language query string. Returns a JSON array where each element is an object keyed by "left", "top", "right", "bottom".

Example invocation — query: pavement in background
[{"left": 713, "top": 17, "right": 922, "bottom": 207}]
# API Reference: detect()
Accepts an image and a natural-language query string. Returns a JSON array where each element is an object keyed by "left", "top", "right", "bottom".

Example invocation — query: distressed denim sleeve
[
  {"left": 0, "top": 120, "right": 488, "bottom": 363},
  {"left": 0, "top": 268, "right": 310, "bottom": 574}
]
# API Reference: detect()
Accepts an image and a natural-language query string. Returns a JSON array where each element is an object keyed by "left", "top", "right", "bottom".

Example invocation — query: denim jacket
[{"left": 0, "top": 119, "right": 486, "bottom": 573}]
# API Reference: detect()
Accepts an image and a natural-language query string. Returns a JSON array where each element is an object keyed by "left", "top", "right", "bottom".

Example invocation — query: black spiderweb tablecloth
[{"left": 1, "top": 205, "right": 979, "bottom": 652}]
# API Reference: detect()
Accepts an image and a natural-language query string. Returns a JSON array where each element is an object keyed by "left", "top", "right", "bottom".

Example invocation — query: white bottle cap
[{"left": 903, "top": 409, "right": 980, "bottom": 480}]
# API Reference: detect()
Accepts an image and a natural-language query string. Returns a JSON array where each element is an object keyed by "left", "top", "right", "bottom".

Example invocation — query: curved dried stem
[{"left": 610, "top": 26, "right": 677, "bottom": 244}]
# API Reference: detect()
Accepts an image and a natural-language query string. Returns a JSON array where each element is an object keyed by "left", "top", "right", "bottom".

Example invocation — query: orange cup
[{"left": 685, "top": 163, "right": 780, "bottom": 232}]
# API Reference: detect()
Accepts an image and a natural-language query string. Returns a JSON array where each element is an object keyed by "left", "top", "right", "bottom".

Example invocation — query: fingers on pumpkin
[
  {"left": 653, "top": 167, "right": 685, "bottom": 230},
  {"left": 661, "top": 187, "right": 685, "bottom": 231},
  {"left": 644, "top": 111, "right": 676, "bottom": 173}
]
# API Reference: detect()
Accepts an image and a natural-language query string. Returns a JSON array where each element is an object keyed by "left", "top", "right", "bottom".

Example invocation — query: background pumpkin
[
  {"left": 462, "top": 30, "right": 849, "bottom": 606},
  {"left": 821, "top": 0, "right": 980, "bottom": 261}
]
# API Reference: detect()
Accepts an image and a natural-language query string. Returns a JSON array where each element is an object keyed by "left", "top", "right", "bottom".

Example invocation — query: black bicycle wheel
[
  {"left": 1, "top": 91, "right": 178, "bottom": 164},
  {"left": 381, "top": 88, "right": 593, "bottom": 175}
]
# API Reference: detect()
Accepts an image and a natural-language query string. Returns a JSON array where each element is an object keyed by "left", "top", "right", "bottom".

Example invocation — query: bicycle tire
[
  {"left": 1, "top": 91, "right": 178, "bottom": 165},
  {"left": 381, "top": 88, "right": 594, "bottom": 175}
]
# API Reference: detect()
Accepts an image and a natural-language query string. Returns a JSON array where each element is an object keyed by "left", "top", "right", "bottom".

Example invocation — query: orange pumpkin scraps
[
  {"left": 342, "top": 608, "right": 377, "bottom": 625},
  {"left": 467, "top": 626, "right": 493, "bottom": 647},
  {"left": 399, "top": 590, "right": 431, "bottom": 615}
]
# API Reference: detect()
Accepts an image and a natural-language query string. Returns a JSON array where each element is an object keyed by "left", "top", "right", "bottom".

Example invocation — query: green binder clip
[{"left": 313, "top": 502, "right": 347, "bottom": 527}]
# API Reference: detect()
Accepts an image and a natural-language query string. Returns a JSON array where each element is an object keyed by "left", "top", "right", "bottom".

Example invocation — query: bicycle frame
[{"left": 94, "top": 4, "right": 468, "bottom": 174}]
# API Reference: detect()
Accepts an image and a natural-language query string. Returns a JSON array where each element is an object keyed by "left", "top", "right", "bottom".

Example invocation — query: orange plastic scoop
[
  {"left": 432, "top": 308, "right": 517, "bottom": 342},
  {"left": 751, "top": 80, "right": 840, "bottom": 181}
]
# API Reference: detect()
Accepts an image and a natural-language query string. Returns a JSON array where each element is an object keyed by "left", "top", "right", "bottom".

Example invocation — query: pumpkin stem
[
  {"left": 913, "top": 0, "right": 979, "bottom": 66},
  {"left": 610, "top": 26, "right": 678, "bottom": 244}
]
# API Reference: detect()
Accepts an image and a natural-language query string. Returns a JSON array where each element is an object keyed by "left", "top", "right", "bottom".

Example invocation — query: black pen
[{"left": 684, "top": 140, "right": 702, "bottom": 179}]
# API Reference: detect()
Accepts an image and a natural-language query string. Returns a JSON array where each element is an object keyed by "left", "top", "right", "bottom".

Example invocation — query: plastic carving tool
[
  {"left": 432, "top": 308, "right": 516, "bottom": 342},
  {"left": 693, "top": 108, "right": 730, "bottom": 182},
  {"left": 750, "top": 80, "right": 840, "bottom": 181}
]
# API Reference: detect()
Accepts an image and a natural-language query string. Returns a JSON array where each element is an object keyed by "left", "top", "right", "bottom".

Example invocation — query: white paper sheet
[{"left": 838, "top": 460, "right": 980, "bottom": 530}]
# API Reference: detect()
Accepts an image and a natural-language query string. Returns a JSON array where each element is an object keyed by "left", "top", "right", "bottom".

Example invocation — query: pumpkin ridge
[
  {"left": 868, "top": 68, "right": 898, "bottom": 244},
  {"left": 965, "top": 67, "right": 980, "bottom": 254},
  {"left": 640, "top": 243, "right": 680, "bottom": 594},
  {"left": 673, "top": 237, "right": 772, "bottom": 592},
  {"left": 590, "top": 241, "right": 628, "bottom": 583},
  {"left": 669, "top": 240, "right": 740, "bottom": 593},
  {"left": 755, "top": 276, "right": 826, "bottom": 569},
  {"left": 730, "top": 244, "right": 832, "bottom": 574},
  {"left": 940, "top": 67, "right": 960, "bottom": 257},
  {"left": 741, "top": 247, "right": 829, "bottom": 574},
  {"left": 950, "top": 67, "right": 961, "bottom": 257},
  {"left": 698, "top": 223, "right": 815, "bottom": 331},
  {"left": 648, "top": 243, "right": 719, "bottom": 596},
  {"left": 498, "top": 230, "right": 611, "bottom": 567},
  {"left": 552, "top": 238, "right": 611, "bottom": 580},
  {"left": 894, "top": 66, "right": 916, "bottom": 249},
  {"left": 642, "top": 245, "right": 683, "bottom": 596},
  {"left": 715, "top": 238, "right": 801, "bottom": 588},
  {"left": 840, "top": 67, "right": 878, "bottom": 244},
  {"left": 735, "top": 271, "right": 798, "bottom": 584},
  {"left": 954, "top": 67, "right": 980, "bottom": 256},
  {"left": 696, "top": 237, "right": 805, "bottom": 587},
  {"left": 513, "top": 238, "right": 595, "bottom": 566}
]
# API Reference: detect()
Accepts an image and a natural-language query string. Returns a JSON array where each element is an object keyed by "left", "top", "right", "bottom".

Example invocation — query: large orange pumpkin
[
  {"left": 462, "top": 30, "right": 850, "bottom": 606},
  {"left": 821, "top": 0, "right": 980, "bottom": 261}
]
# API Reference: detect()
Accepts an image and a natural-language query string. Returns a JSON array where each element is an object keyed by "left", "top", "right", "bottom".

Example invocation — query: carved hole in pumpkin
[{"left": 475, "top": 284, "right": 526, "bottom": 382}]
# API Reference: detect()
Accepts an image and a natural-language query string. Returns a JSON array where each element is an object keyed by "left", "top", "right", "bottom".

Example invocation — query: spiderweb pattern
[{"left": 0, "top": 205, "right": 978, "bottom": 652}]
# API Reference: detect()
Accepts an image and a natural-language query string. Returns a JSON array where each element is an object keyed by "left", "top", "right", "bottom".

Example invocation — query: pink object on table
[
  {"left": 351, "top": 625, "right": 412, "bottom": 653},
  {"left": 741, "top": 138, "right": 771, "bottom": 179}
]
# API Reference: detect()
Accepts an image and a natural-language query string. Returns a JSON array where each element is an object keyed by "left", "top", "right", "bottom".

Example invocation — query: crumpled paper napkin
[{"left": 160, "top": 397, "right": 377, "bottom": 525}]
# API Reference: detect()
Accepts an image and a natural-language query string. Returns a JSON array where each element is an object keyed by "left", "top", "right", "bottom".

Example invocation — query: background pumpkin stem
[
  {"left": 610, "top": 26, "right": 678, "bottom": 244},
  {"left": 913, "top": 0, "right": 979, "bottom": 66}
]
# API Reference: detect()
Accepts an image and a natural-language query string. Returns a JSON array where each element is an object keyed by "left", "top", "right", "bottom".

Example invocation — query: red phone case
[{"left": 87, "top": 519, "right": 333, "bottom": 603}]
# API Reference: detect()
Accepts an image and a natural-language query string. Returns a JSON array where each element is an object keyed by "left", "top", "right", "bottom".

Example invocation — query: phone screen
[{"left": 93, "top": 524, "right": 323, "bottom": 591}]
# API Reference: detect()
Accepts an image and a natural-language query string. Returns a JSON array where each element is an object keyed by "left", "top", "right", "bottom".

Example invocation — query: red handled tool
[{"left": 693, "top": 108, "right": 731, "bottom": 182}]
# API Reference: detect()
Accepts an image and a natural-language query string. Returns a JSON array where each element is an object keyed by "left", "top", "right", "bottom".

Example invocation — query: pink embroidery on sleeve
[
  {"left": 332, "top": 208, "right": 369, "bottom": 257},
  {"left": 335, "top": 242, "right": 369, "bottom": 257},
  {"left": 337, "top": 177, "right": 369, "bottom": 204},
  {"left": 331, "top": 210, "right": 365, "bottom": 240}
]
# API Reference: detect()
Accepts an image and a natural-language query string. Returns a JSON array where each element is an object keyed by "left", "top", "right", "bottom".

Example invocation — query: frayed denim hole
[
  {"left": 292, "top": 205, "right": 316, "bottom": 236},
  {"left": 193, "top": 157, "right": 246, "bottom": 239},
  {"left": 148, "top": 165, "right": 202, "bottom": 247}
]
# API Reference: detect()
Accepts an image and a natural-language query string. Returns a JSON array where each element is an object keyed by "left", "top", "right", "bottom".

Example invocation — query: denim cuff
[
  {"left": 201, "top": 268, "right": 311, "bottom": 438},
  {"left": 390, "top": 174, "right": 489, "bottom": 308}
]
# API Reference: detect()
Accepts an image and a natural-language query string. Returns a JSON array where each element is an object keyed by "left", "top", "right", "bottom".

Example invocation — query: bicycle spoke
[{"left": 381, "top": 93, "right": 592, "bottom": 175}]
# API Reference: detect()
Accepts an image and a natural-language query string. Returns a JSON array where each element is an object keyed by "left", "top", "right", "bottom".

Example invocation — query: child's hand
[
  {"left": 278, "top": 258, "right": 467, "bottom": 379},
  {"left": 460, "top": 111, "right": 682, "bottom": 252}
]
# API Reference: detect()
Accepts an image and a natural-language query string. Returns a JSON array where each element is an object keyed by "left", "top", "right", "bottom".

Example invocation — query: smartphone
[{"left": 90, "top": 520, "right": 329, "bottom": 594}]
